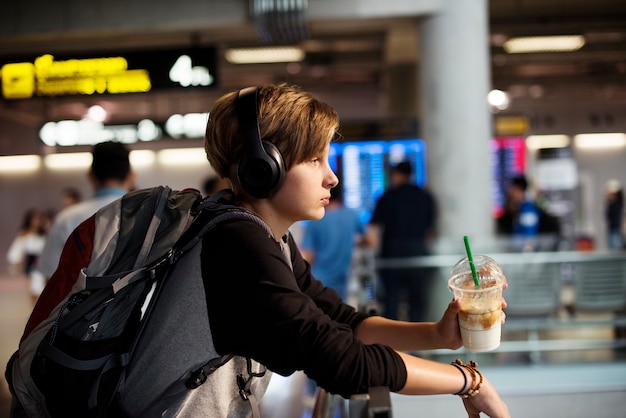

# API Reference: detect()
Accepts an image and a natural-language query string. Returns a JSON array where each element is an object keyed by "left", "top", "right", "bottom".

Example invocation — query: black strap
[
  {"left": 84, "top": 249, "right": 174, "bottom": 291},
  {"left": 185, "top": 355, "right": 235, "bottom": 389},
  {"left": 87, "top": 353, "right": 131, "bottom": 409},
  {"left": 172, "top": 197, "right": 277, "bottom": 266},
  {"left": 37, "top": 344, "right": 117, "bottom": 371},
  {"left": 138, "top": 355, "right": 236, "bottom": 417},
  {"left": 236, "top": 357, "right": 266, "bottom": 418},
  {"left": 193, "top": 189, "right": 238, "bottom": 214}
]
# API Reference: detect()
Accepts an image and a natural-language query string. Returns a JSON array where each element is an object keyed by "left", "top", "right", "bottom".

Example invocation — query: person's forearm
[
  {"left": 355, "top": 316, "right": 452, "bottom": 351},
  {"left": 398, "top": 353, "right": 511, "bottom": 418},
  {"left": 396, "top": 352, "right": 465, "bottom": 395}
]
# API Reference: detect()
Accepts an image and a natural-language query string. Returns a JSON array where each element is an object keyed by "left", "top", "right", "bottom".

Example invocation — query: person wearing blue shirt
[
  {"left": 496, "top": 175, "right": 561, "bottom": 252},
  {"left": 300, "top": 183, "right": 365, "bottom": 301},
  {"left": 36, "top": 141, "right": 135, "bottom": 279}
]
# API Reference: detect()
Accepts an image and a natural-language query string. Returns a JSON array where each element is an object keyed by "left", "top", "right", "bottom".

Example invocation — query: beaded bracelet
[{"left": 451, "top": 359, "right": 484, "bottom": 398}]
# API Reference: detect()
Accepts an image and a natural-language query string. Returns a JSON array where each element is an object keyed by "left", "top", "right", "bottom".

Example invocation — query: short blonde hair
[{"left": 204, "top": 83, "right": 339, "bottom": 179}]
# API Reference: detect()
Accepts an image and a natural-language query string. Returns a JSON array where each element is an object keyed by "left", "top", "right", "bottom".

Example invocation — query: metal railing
[{"left": 369, "top": 250, "right": 626, "bottom": 361}]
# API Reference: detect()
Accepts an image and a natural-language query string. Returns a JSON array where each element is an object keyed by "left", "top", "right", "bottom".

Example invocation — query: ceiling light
[
  {"left": 574, "top": 133, "right": 626, "bottom": 149},
  {"left": 526, "top": 135, "right": 570, "bottom": 150},
  {"left": 487, "top": 89, "right": 510, "bottom": 111},
  {"left": 225, "top": 47, "right": 305, "bottom": 64},
  {"left": 157, "top": 148, "right": 207, "bottom": 166},
  {"left": 0, "top": 155, "right": 41, "bottom": 173},
  {"left": 44, "top": 152, "right": 92, "bottom": 170},
  {"left": 85, "top": 105, "right": 107, "bottom": 122},
  {"left": 503, "top": 35, "right": 585, "bottom": 53},
  {"left": 129, "top": 150, "right": 156, "bottom": 168}
]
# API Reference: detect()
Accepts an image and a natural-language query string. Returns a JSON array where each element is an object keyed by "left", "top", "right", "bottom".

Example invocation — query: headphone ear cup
[{"left": 237, "top": 140, "right": 286, "bottom": 198}]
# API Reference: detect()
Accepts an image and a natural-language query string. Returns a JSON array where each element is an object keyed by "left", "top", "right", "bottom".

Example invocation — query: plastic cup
[{"left": 448, "top": 255, "right": 506, "bottom": 352}]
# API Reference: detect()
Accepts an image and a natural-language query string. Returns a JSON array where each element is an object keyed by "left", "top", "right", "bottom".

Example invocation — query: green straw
[{"left": 463, "top": 235, "right": 480, "bottom": 288}]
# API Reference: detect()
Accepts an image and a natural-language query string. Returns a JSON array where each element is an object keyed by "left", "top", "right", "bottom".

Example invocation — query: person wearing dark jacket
[
  {"left": 198, "top": 84, "right": 508, "bottom": 417},
  {"left": 605, "top": 179, "right": 624, "bottom": 250},
  {"left": 367, "top": 161, "right": 437, "bottom": 322},
  {"left": 15, "top": 83, "right": 510, "bottom": 418}
]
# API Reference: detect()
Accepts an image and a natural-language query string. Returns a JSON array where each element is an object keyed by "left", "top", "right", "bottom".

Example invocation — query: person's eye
[{"left": 310, "top": 157, "right": 320, "bottom": 165}]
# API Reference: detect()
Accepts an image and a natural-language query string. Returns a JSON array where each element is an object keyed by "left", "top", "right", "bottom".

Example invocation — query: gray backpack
[{"left": 8, "top": 186, "right": 270, "bottom": 417}]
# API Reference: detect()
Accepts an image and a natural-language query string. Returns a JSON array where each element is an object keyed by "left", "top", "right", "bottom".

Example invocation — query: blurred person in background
[
  {"left": 605, "top": 179, "right": 624, "bottom": 250},
  {"left": 61, "top": 187, "right": 82, "bottom": 208},
  {"left": 202, "top": 174, "right": 231, "bottom": 196},
  {"left": 366, "top": 161, "right": 437, "bottom": 322},
  {"left": 496, "top": 175, "right": 560, "bottom": 252},
  {"left": 35, "top": 141, "right": 135, "bottom": 280},
  {"left": 300, "top": 181, "right": 366, "bottom": 301},
  {"left": 6, "top": 208, "right": 48, "bottom": 304}
]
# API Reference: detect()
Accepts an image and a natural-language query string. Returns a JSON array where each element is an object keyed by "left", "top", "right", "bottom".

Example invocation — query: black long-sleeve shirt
[
  {"left": 201, "top": 217, "right": 407, "bottom": 397},
  {"left": 606, "top": 194, "right": 624, "bottom": 230}
]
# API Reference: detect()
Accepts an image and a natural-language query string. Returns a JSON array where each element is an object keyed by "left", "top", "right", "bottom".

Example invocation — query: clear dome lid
[{"left": 449, "top": 255, "right": 506, "bottom": 290}]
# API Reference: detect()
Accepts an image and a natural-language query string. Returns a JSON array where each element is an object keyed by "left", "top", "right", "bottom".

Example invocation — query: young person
[
  {"left": 13, "top": 83, "right": 510, "bottom": 417},
  {"left": 196, "top": 83, "right": 509, "bottom": 417}
]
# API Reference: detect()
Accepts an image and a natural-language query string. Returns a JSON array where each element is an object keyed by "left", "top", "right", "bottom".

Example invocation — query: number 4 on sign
[{"left": 169, "top": 55, "right": 214, "bottom": 87}]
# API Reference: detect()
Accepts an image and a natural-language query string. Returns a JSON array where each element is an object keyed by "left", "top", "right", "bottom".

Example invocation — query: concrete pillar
[
  {"left": 385, "top": 24, "right": 420, "bottom": 119},
  {"left": 419, "top": 0, "right": 495, "bottom": 253}
]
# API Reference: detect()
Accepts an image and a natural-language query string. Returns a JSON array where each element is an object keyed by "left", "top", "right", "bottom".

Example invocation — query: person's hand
[
  {"left": 436, "top": 286, "right": 508, "bottom": 350},
  {"left": 461, "top": 377, "right": 510, "bottom": 418},
  {"left": 434, "top": 299, "right": 463, "bottom": 350}
]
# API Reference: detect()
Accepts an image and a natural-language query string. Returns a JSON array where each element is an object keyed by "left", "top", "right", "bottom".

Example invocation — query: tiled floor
[{"left": 1, "top": 273, "right": 625, "bottom": 418}]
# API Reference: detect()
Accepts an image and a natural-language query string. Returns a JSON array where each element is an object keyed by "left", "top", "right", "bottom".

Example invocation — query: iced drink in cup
[{"left": 448, "top": 255, "right": 506, "bottom": 352}]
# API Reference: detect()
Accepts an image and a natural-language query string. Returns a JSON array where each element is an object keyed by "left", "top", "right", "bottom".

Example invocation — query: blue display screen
[{"left": 329, "top": 139, "right": 427, "bottom": 224}]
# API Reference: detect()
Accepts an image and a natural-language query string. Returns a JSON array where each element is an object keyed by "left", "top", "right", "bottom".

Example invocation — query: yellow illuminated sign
[
  {"left": 2, "top": 62, "right": 36, "bottom": 99},
  {"left": 494, "top": 116, "right": 529, "bottom": 136},
  {"left": 1, "top": 54, "right": 151, "bottom": 99}
]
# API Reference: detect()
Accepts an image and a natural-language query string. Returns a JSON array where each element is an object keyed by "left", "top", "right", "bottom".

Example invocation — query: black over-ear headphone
[{"left": 236, "top": 86, "right": 286, "bottom": 198}]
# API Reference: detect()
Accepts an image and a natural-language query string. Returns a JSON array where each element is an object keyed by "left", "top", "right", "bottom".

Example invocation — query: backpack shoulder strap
[
  {"left": 133, "top": 186, "right": 172, "bottom": 269},
  {"left": 177, "top": 188, "right": 292, "bottom": 270}
]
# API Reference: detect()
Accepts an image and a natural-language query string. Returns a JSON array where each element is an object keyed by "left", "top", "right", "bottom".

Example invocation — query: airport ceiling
[{"left": 1, "top": 0, "right": 625, "bottom": 125}]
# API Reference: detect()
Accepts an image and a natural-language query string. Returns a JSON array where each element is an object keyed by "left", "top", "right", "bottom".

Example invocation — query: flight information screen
[
  {"left": 490, "top": 136, "right": 526, "bottom": 217},
  {"left": 323, "top": 136, "right": 526, "bottom": 225},
  {"left": 330, "top": 139, "right": 427, "bottom": 223}
]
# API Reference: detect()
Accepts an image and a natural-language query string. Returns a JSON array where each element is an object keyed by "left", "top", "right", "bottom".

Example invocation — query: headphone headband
[{"left": 236, "top": 87, "right": 262, "bottom": 154}]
